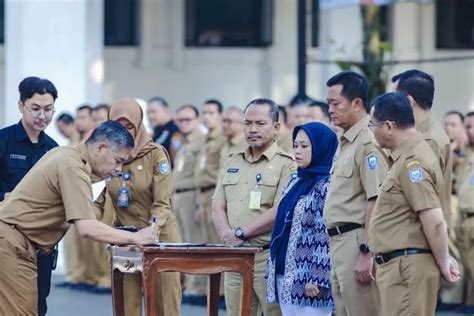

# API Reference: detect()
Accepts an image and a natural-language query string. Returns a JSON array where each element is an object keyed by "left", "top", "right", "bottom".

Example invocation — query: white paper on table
[{"left": 91, "top": 180, "right": 106, "bottom": 202}]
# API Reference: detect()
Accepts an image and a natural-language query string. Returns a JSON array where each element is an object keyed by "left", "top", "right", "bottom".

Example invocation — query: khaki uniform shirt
[
  {"left": 369, "top": 134, "right": 443, "bottom": 254},
  {"left": 324, "top": 116, "right": 382, "bottom": 228},
  {"left": 276, "top": 128, "right": 293, "bottom": 155},
  {"left": 0, "top": 143, "right": 96, "bottom": 252},
  {"left": 219, "top": 133, "right": 247, "bottom": 168},
  {"left": 213, "top": 142, "right": 297, "bottom": 245},
  {"left": 456, "top": 146, "right": 474, "bottom": 213},
  {"left": 97, "top": 144, "right": 174, "bottom": 230},
  {"left": 173, "top": 130, "right": 206, "bottom": 190},
  {"left": 416, "top": 114, "right": 453, "bottom": 220},
  {"left": 194, "top": 128, "right": 227, "bottom": 188}
]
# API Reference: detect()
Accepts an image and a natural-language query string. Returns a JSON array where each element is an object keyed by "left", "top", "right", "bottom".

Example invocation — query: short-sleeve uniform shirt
[
  {"left": 0, "top": 143, "right": 97, "bottom": 252},
  {"left": 416, "top": 114, "right": 452, "bottom": 221},
  {"left": 324, "top": 116, "right": 382, "bottom": 228},
  {"left": 195, "top": 128, "right": 227, "bottom": 188},
  {"left": 213, "top": 141, "right": 297, "bottom": 245},
  {"left": 173, "top": 130, "right": 206, "bottom": 190},
  {"left": 369, "top": 134, "right": 443, "bottom": 254}
]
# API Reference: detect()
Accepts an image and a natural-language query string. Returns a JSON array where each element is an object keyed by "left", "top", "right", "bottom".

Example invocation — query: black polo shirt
[
  {"left": 153, "top": 120, "right": 179, "bottom": 154},
  {"left": 0, "top": 120, "right": 58, "bottom": 201}
]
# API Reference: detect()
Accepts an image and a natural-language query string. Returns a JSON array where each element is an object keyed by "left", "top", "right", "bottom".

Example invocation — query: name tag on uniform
[
  {"left": 227, "top": 168, "right": 239, "bottom": 173},
  {"left": 10, "top": 154, "right": 27, "bottom": 160},
  {"left": 249, "top": 190, "right": 262, "bottom": 209}
]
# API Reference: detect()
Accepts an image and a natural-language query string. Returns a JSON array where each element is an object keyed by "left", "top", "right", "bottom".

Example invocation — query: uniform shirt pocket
[
  {"left": 258, "top": 174, "right": 280, "bottom": 205},
  {"left": 223, "top": 173, "right": 240, "bottom": 202},
  {"left": 333, "top": 163, "right": 354, "bottom": 195}
]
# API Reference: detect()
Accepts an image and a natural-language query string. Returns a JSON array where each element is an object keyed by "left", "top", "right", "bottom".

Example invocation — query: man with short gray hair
[{"left": 0, "top": 121, "right": 157, "bottom": 315}]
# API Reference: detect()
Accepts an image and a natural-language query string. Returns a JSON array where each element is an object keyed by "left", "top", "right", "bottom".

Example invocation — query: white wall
[{"left": 1, "top": 0, "right": 473, "bottom": 128}]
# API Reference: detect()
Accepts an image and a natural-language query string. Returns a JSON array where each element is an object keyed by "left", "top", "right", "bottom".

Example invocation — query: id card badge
[
  {"left": 199, "top": 155, "right": 207, "bottom": 171},
  {"left": 176, "top": 157, "right": 185, "bottom": 172},
  {"left": 117, "top": 186, "right": 129, "bottom": 208},
  {"left": 249, "top": 190, "right": 262, "bottom": 209}
]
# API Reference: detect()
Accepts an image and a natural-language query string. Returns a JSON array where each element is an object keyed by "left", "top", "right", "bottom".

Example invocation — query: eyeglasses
[
  {"left": 367, "top": 120, "right": 395, "bottom": 129},
  {"left": 22, "top": 103, "right": 56, "bottom": 118}
]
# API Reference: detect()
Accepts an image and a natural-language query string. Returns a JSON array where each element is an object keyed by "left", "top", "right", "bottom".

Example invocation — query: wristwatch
[
  {"left": 359, "top": 243, "right": 370, "bottom": 254},
  {"left": 234, "top": 227, "right": 245, "bottom": 240}
]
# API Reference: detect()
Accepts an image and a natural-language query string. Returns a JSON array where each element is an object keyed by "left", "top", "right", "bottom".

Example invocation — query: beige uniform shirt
[
  {"left": 194, "top": 128, "right": 227, "bottom": 188},
  {"left": 276, "top": 128, "right": 293, "bottom": 155},
  {"left": 416, "top": 114, "right": 453, "bottom": 220},
  {"left": 219, "top": 133, "right": 247, "bottom": 168},
  {"left": 324, "top": 116, "right": 381, "bottom": 228},
  {"left": 97, "top": 144, "right": 174, "bottom": 230},
  {"left": 173, "top": 130, "right": 206, "bottom": 190},
  {"left": 370, "top": 134, "right": 443, "bottom": 254},
  {"left": 213, "top": 142, "right": 297, "bottom": 245},
  {"left": 456, "top": 146, "right": 474, "bottom": 213},
  {"left": 0, "top": 144, "right": 96, "bottom": 252}
]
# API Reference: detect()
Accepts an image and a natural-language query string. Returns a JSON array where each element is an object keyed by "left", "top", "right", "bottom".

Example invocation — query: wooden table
[{"left": 108, "top": 243, "right": 261, "bottom": 316}]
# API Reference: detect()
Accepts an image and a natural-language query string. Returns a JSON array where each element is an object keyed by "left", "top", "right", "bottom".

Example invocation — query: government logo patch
[
  {"left": 159, "top": 161, "right": 170, "bottom": 175},
  {"left": 367, "top": 155, "right": 377, "bottom": 170},
  {"left": 408, "top": 167, "right": 423, "bottom": 183}
]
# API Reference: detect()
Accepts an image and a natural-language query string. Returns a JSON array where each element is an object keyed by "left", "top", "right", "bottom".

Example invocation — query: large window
[
  {"left": 185, "top": 0, "right": 273, "bottom": 47},
  {"left": 104, "top": 0, "right": 139, "bottom": 46},
  {"left": 311, "top": 2, "right": 390, "bottom": 48},
  {"left": 436, "top": 0, "right": 474, "bottom": 49}
]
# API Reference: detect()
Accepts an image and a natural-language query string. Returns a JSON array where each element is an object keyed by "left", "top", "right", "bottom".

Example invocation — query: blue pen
[{"left": 150, "top": 216, "right": 157, "bottom": 228}]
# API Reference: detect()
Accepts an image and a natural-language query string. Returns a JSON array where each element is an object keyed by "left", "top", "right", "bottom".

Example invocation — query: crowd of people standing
[{"left": 0, "top": 69, "right": 473, "bottom": 316}]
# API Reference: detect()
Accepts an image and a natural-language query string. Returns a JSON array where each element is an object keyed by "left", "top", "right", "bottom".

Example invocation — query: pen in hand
[{"left": 150, "top": 216, "right": 159, "bottom": 244}]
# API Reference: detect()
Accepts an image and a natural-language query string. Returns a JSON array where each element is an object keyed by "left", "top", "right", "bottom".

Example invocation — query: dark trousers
[{"left": 37, "top": 249, "right": 56, "bottom": 316}]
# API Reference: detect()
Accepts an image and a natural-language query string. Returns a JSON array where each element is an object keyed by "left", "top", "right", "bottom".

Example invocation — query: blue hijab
[{"left": 270, "top": 122, "right": 339, "bottom": 260}]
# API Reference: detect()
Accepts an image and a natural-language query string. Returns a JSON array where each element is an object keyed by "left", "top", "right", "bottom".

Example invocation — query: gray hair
[
  {"left": 85, "top": 120, "right": 134, "bottom": 151},
  {"left": 244, "top": 98, "right": 279, "bottom": 122}
]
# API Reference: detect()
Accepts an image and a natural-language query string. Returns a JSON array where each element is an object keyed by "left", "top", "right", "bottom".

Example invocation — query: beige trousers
[
  {"left": 376, "top": 254, "right": 440, "bottom": 316},
  {"left": 329, "top": 228, "right": 380, "bottom": 316}
]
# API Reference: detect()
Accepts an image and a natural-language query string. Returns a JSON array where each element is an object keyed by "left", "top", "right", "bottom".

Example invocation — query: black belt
[
  {"left": 465, "top": 213, "right": 474, "bottom": 218},
  {"left": 327, "top": 223, "right": 362, "bottom": 237},
  {"left": 175, "top": 187, "right": 196, "bottom": 194},
  {"left": 375, "top": 248, "right": 431, "bottom": 265},
  {"left": 261, "top": 244, "right": 270, "bottom": 250},
  {"left": 199, "top": 185, "right": 216, "bottom": 193}
]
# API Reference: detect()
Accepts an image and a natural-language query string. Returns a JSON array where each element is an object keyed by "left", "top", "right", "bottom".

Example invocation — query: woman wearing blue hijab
[{"left": 266, "top": 122, "right": 338, "bottom": 316}]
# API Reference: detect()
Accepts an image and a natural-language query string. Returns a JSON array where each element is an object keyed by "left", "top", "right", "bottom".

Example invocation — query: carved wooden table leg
[
  {"left": 112, "top": 268, "right": 124, "bottom": 316},
  {"left": 240, "top": 255, "right": 254, "bottom": 316},
  {"left": 143, "top": 264, "right": 158, "bottom": 316},
  {"left": 208, "top": 273, "right": 221, "bottom": 316}
]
